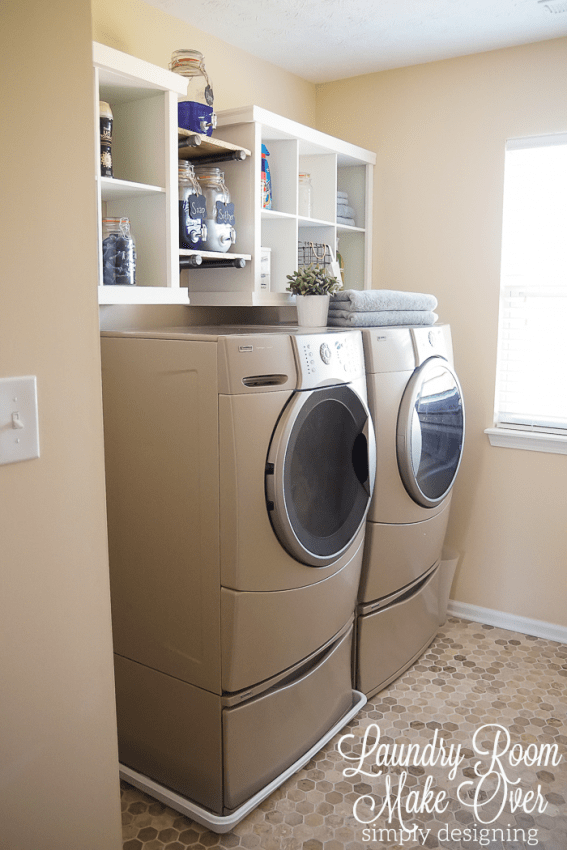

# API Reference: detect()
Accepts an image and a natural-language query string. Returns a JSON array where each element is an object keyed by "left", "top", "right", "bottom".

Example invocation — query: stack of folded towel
[
  {"left": 337, "top": 190, "right": 356, "bottom": 227},
  {"left": 328, "top": 289, "right": 438, "bottom": 327}
]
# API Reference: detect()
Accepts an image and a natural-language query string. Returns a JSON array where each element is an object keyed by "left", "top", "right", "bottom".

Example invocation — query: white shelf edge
[
  {"left": 217, "top": 105, "right": 376, "bottom": 165},
  {"left": 298, "top": 216, "right": 336, "bottom": 228},
  {"left": 485, "top": 427, "right": 567, "bottom": 455},
  {"left": 93, "top": 42, "right": 187, "bottom": 96},
  {"left": 186, "top": 290, "right": 295, "bottom": 307},
  {"left": 98, "top": 286, "right": 189, "bottom": 305},
  {"left": 337, "top": 223, "right": 365, "bottom": 233},
  {"left": 100, "top": 176, "right": 166, "bottom": 200},
  {"left": 261, "top": 208, "right": 296, "bottom": 221}
]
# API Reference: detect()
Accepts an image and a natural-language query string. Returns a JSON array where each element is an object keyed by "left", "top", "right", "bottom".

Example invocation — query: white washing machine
[
  {"left": 100, "top": 325, "right": 375, "bottom": 831},
  {"left": 356, "top": 324, "right": 465, "bottom": 697}
]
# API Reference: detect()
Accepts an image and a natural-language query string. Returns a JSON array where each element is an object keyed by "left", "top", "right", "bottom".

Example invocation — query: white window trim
[
  {"left": 489, "top": 132, "right": 567, "bottom": 457},
  {"left": 485, "top": 427, "right": 567, "bottom": 455}
]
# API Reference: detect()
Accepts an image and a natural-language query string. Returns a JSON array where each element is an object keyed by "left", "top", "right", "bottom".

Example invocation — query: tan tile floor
[{"left": 121, "top": 618, "right": 567, "bottom": 849}]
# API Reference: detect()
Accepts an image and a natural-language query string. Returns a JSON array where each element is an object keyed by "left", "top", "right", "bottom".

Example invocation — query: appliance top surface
[
  {"left": 101, "top": 324, "right": 349, "bottom": 341},
  {"left": 101, "top": 325, "right": 368, "bottom": 389}
]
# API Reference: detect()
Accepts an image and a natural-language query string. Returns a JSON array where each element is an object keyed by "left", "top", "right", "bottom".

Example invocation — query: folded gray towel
[
  {"left": 327, "top": 310, "right": 438, "bottom": 327},
  {"left": 331, "top": 289, "right": 438, "bottom": 312},
  {"left": 337, "top": 203, "right": 355, "bottom": 218},
  {"left": 337, "top": 216, "right": 356, "bottom": 227},
  {"left": 337, "top": 191, "right": 349, "bottom": 200}
]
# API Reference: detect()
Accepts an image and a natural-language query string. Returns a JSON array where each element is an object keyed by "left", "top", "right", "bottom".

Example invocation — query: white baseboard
[{"left": 446, "top": 600, "right": 567, "bottom": 645}]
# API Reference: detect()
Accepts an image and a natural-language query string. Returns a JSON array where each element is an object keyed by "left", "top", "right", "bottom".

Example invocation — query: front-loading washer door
[
  {"left": 266, "top": 384, "right": 375, "bottom": 567},
  {"left": 397, "top": 356, "right": 465, "bottom": 508}
]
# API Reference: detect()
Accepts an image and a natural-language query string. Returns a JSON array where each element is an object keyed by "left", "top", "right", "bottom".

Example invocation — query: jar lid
[
  {"left": 99, "top": 101, "right": 113, "bottom": 118},
  {"left": 102, "top": 217, "right": 131, "bottom": 231},
  {"left": 194, "top": 166, "right": 223, "bottom": 178},
  {"left": 169, "top": 49, "right": 205, "bottom": 74}
]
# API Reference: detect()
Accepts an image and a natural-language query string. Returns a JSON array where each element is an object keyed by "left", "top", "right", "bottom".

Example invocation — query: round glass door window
[
  {"left": 397, "top": 357, "right": 464, "bottom": 508},
  {"left": 266, "top": 384, "right": 375, "bottom": 567}
]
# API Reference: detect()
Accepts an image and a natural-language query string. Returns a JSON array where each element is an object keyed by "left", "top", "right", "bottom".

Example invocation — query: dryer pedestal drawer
[
  {"left": 356, "top": 566, "right": 441, "bottom": 698},
  {"left": 223, "top": 622, "right": 354, "bottom": 811},
  {"left": 359, "top": 503, "right": 450, "bottom": 604}
]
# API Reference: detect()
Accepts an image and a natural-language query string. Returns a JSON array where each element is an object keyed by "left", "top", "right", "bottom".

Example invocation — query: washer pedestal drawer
[
  {"left": 223, "top": 622, "right": 353, "bottom": 811},
  {"left": 114, "top": 623, "right": 355, "bottom": 816}
]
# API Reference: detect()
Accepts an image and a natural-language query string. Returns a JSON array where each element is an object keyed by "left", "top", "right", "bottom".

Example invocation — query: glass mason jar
[
  {"left": 298, "top": 172, "right": 313, "bottom": 218},
  {"left": 194, "top": 166, "right": 236, "bottom": 253},
  {"left": 169, "top": 49, "right": 217, "bottom": 137},
  {"left": 178, "top": 160, "right": 207, "bottom": 249},
  {"left": 102, "top": 217, "right": 136, "bottom": 286}
]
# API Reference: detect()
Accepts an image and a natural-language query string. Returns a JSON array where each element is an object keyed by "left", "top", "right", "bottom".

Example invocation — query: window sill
[{"left": 485, "top": 427, "right": 567, "bottom": 455}]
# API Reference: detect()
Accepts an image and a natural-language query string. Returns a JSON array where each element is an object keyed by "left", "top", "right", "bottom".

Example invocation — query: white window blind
[{"left": 494, "top": 134, "right": 567, "bottom": 438}]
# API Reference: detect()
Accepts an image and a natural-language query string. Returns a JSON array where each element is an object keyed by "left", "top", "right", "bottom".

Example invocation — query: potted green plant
[{"left": 286, "top": 264, "right": 342, "bottom": 327}]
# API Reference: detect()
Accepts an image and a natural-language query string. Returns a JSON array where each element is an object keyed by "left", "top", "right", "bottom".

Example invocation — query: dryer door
[
  {"left": 397, "top": 357, "right": 464, "bottom": 508},
  {"left": 266, "top": 384, "right": 375, "bottom": 567}
]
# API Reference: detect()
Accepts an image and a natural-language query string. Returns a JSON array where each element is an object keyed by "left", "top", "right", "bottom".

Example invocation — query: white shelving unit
[
  {"left": 93, "top": 46, "right": 374, "bottom": 308},
  {"left": 93, "top": 43, "right": 251, "bottom": 306},
  {"left": 184, "top": 106, "right": 376, "bottom": 307},
  {"left": 94, "top": 42, "right": 188, "bottom": 304}
]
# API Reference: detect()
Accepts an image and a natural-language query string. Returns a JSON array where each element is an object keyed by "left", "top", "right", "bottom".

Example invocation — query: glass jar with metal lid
[
  {"left": 169, "top": 49, "right": 216, "bottom": 137},
  {"left": 178, "top": 160, "right": 207, "bottom": 249},
  {"left": 101, "top": 217, "right": 136, "bottom": 286},
  {"left": 194, "top": 166, "right": 236, "bottom": 253},
  {"left": 298, "top": 172, "right": 313, "bottom": 218}
]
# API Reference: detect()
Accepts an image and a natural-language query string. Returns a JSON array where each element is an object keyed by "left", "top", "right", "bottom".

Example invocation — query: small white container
[{"left": 260, "top": 247, "right": 271, "bottom": 291}]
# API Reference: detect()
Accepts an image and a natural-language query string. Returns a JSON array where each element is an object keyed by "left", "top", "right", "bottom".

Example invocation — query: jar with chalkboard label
[
  {"left": 102, "top": 217, "right": 136, "bottom": 285},
  {"left": 178, "top": 160, "right": 207, "bottom": 249},
  {"left": 194, "top": 166, "right": 236, "bottom": 253}
]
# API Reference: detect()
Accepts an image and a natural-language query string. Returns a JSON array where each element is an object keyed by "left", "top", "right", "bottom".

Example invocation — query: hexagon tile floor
[{"left": 121, "top": 617, "right": 567, "bottom": 850}]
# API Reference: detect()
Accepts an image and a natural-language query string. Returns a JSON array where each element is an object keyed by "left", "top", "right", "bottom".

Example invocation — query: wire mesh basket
[{"left": 298, "top": 241, "right": 333, "bottom": 270}]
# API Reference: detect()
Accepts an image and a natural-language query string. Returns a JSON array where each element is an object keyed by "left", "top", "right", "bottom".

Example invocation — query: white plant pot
[{"left": 295, "top": 294, "right": 330, "bottom": 328}]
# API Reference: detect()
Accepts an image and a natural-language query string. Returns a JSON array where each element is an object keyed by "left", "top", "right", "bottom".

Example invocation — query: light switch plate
[{"left": 0, "top": 376, "right": 40, "bottom": 465}]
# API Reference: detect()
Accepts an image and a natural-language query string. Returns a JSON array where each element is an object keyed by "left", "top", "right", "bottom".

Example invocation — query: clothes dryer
[
  {"left": 356, "top": 324, "right": 464, "bottom": 697},
  {"left": 100, "top": 325, "right": 375, "bottom": 830}
]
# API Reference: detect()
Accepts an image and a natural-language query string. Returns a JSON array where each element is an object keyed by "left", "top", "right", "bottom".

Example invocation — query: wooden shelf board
[{"left": 178, "top": 130, "right": 251, "bottom": 160}]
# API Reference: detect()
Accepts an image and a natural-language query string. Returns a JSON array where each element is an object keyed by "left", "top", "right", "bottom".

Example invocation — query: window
[{"left": 486, "top": 133, "right": 567, "bottom": 455}]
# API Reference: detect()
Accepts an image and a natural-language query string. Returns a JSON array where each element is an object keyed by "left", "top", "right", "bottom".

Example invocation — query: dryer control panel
[{"left": 293, "top": 331, "right": 365, "bottom": 388}]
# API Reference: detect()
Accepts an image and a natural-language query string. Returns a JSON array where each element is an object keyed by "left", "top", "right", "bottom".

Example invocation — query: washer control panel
[
  {"left": 412, "top": 324, "right": 452, "bottom": 365},
  {"left": 293, "top": 331, "right": 365, "bottom": 388}
]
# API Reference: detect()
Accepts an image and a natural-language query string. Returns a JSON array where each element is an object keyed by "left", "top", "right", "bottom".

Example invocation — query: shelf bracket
[
  {"left": 178, "top": 148, "right": 248, "bottom": 165},
  {"left": 180, "top": 256, "right": 247, "bottom": 270},
  {"left": 178, "top": 134, "right": 202, "bottom": 150}
]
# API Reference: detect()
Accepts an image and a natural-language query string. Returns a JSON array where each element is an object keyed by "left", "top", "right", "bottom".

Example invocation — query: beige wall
[
  {"left": 1, "top": 1, "right": 122, "bottom": 848},
  {"left": 92, "top": 0, "right": 316, "bottom": 125},
  {"left": 5, "top": 0, "right": 563, "bottom": 844},
  {"left": 316, "top": 38, "right": 567, "bottom": 628}
]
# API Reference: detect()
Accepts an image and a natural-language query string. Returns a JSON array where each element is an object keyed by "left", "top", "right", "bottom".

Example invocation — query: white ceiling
[{"left": 145, "top": 0, "right": 567, "bottom": 83}]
